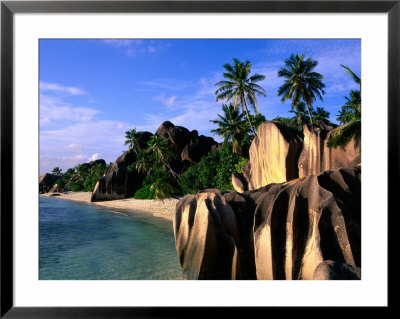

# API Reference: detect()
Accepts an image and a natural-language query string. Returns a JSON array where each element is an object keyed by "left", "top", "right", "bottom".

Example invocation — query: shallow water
[{"left": 39, "top": 197, "right": 183, "bottom": 280}]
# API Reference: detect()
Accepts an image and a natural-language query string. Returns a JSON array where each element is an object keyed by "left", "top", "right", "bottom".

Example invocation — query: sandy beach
[{"left": 40, "top": 192, "right": 179, "bottom": 221}]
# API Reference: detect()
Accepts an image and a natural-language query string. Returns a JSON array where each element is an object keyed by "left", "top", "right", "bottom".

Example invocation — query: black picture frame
[{"left": 1, "top": 0, "right": 396, "bottom": 317}]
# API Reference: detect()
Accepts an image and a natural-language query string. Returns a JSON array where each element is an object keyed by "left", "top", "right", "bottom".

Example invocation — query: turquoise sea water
[{"left": 39, "top": 197, "right": 183, "bottom": 280}]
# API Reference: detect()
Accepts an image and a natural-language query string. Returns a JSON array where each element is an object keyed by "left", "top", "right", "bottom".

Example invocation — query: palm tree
[
  {"left": 328, "top": 65, "right": 361, "bottom": 149},
  {"left": 124, "top": 128, "right": 140, "bottom": 155},
  {"left": 336, "top": 90, "right": 361, "bottom": 125},
  {"left": 277, "top": 53, "right": 326, "bottom": 124},
  {"left": 215, "top": 58, "right": 266, "bottom": 137},
  {"left": 289, "top": 101, "right": 310, "bottom": 130},
  {"left": 210, "top": 104, "right": 250, "bottom": 154},
  {"left": 150, "top": 175, "right": 175, "bottom": 200},
  {"left": 312, "top": 106, "right": 331, "bottom": 125},
  {"left": 340, "top": 64, "right": 361, "bottom": 86},
  {"left": 133, "top": 148, "right": 152, "bottom": 175},
  {"left": 52, "top": 167, "right": 62, "bottom": 175},
  {"left": 147, "top": 135, "right": 179, "bottom": 182}
]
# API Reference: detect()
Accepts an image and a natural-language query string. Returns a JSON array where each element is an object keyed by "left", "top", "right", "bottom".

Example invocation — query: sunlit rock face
[
  {"left": 253, "top": 166, "right": 361, "bottom": 280},
  {"left": 174, "top": 166, "right": 361, "bottom": 280},
  {"left": 298, "top": 123, "right": 361, "bottom": 178},
  {"left": 241, "top": 121, "right": 303, "bottom": 191},
  {"left": 232, "top": 173, "right": 248, "bottom": 193},
  {"left": 173, "top": 189, "right": 258, "bottom": 280},
  {"left": 232, "top": 121, "right": 361, "bottom": 193}
]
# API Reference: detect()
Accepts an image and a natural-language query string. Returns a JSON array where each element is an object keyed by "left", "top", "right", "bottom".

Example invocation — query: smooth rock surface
[
  {"left": 298, "top": 123, "right": 361, "bottom": 178},
  {"left": 174, "top": 189, "right": 257, "bottom": 280},
  {"left": 242, "top": 121, "right": 303, "bottom": 190},
  {"left": 174, "top": 166, "right": 361, "bottom": 280},
  {"left": 232, "top": 172, "right": 248, "bottom": 193},
  {"left": 253, "top": 166, "right": 361, "bottom": 280}
]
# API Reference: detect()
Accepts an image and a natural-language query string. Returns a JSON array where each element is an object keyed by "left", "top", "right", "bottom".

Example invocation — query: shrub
[
  {"left": 134, "top": 185, "right": 156, "bottom": 199},
  {"left": 134, "top": 166, "right": 176, "bottom": 199},
  {"left": 69, "top": 181, "right": 83, "bottom": 192},
  {"left": 180, "top": 143, "right": 247, "bottom": 194}
]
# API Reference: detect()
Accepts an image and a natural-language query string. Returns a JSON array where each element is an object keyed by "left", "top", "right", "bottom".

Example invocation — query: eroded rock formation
[
  {"left": 298, "top": 123, "right": 361, "bottom": 178},
  {"left": 174, "top": 166, "right": 361, "bottom": 280},
  {"left": 253, "top": 166, "right": 361, "bottom": 280},
  {"left": 233, "top": 121, "right": 361, "bottom": 192},
  {"left": 241, "top": 121, "right": 303, "bottom": 191},
  {"left": 91, "top": 123, "right": 218, "bottom": 201},
  {"left": 90, "top": 132, "right": 153, "bottom": 202},
  {"left": 156, "top": 121, "right": 218, "bottom": 164},
  {"left": 39, "top": 173, "right": 61, "bottom": 193},
  {"left": 174, "top": 189, "right": 257, "bottom": 280}
]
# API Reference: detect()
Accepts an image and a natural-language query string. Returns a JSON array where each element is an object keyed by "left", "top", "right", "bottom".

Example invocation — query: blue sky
[{"left": 39, "top": 39, "right": 361, "bottom": 174}]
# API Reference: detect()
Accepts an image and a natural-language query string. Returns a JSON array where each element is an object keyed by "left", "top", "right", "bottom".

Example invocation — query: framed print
[{"left": 1, "top": 0, "right": 397, "bottom": 317}]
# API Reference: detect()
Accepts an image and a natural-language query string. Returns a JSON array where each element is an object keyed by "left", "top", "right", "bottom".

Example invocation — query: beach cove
[{"left": 40, "top": 191, "right": 179, "bottom": 222}]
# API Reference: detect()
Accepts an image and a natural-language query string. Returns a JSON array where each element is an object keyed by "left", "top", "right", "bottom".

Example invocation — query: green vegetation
[
  {"left": 53, "top": 162, "right": 108, "bottom": 192},
  {"left": 272, "top": 102, "right": 331, "bottom": 131},
  {"left": 128, "top": 135, "right": 178, "bottom": 200},
  {"left": 210, "top": 103, "right": 249, "bottom": 154},
  {"left": 124, "top": 128, "right": 140, "bottom": 155},
  {"left": 215, "top": 58, "right": 266, "bottom": 137},
  {"left": 180, "top": 143, "right": 247, "bottom": 194},
  {"left": 327, "top": 65, "right": 361, "bottom": 149},
  {"left": 134, "top": 166, "right": 176, "bottom": 199},
  {"left": 277, "top": 54, "right": 326, "bottom": 124},
  {"left": 52, "top": 167, "right": 62, "bottom": 175}
]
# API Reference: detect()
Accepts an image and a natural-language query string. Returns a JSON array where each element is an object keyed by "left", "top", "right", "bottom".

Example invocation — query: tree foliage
[
  {"left": 210, "top": 103, "right": 250, "bottom": 154},
  {"left": 328, "top": 65, "right": 361, "bottom": 149},
  {"left": 215, "top": 58, "right": 266, "bottom": 137},
  {"left": 278, "top": 53, "right": 326, "bottom": 124}
]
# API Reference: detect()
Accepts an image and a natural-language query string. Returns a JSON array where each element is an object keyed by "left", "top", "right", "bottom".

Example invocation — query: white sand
[{"left": 40, "top": 191, "right": 179, "bottom": 221}]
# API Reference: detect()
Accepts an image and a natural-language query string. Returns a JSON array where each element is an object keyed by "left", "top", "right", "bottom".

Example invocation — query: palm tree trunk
[
  {"left": 163, "top": 160, "right": 180, "bottom": 184},
  {"left": 241, "top": 95, "right": 257, "bottom": 138},
  {"left": 305, "top": 102, "right": 313, "bottom": 124}
]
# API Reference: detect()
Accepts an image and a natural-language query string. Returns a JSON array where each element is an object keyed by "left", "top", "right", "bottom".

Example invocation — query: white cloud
[
  {"left": 40, "top": 117, "right": 51, "bottom": 126},
  {"left": 88, "top": 153, "right": 101, "bottom": 161},
  {"left": 64, "top": 144, "right": 84, "bottom": 153},
  {"left": 40, "top": 81, "right": 85, "bottom": 95},
  {"left": 40, "top": 94, "right": 100, "bottom": 123},
  {"left": 153, "top": 94, "right": 177, "bottom": 107},
  {"left": 101, "top": 39, "right": 140, "bottom": 47},
  {"left": 100, "top": 39, "right": 170, "bottom": 57}
]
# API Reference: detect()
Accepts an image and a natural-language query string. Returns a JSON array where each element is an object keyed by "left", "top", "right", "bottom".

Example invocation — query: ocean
[{"left": 39, "top": 196, "right": 183, "bottom": 280}]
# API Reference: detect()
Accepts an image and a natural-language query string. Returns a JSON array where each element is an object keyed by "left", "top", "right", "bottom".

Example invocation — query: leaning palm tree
[
  {"left": 133, "top": 148, "right": 152, "bottom": 175},
  {"left": 340, "top": 64, "right": 361, "bottom": 86},
  {"left": 210, "top": 104, "right": 250, "bottom": 154},
  {"left": 278, "top": 53, "right": 326, "bottom": 124},
  {"left": 124, "top": 128, "right": 140, "bottom": 155},
  {"left": 150, "top": 175, "right": 175, "bottom": 200},
  {"left": 328, "top": 66, "right": 361, "bottom": 149},
  {"left": 147, "top": 135, "right": 179, "bottom": 182},
  {"left": 215, "top": 58, "right": 266, "bottom": 137}
]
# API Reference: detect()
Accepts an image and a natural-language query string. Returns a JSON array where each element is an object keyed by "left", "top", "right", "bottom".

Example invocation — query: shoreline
[{"left": 40, "top": 192, "right": 179, "bottom": 222}]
